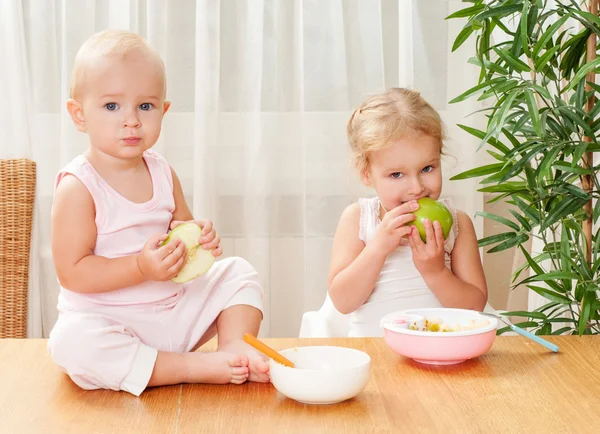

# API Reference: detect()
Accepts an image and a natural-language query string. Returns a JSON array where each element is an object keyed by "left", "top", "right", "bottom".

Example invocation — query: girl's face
[{"left": 363, "top": 133, "right": 443, "bottom": 213}]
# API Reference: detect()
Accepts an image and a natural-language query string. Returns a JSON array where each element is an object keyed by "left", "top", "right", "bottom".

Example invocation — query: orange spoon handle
[{"left": 243, "top": 333, "right": 295, "bottom": 368}]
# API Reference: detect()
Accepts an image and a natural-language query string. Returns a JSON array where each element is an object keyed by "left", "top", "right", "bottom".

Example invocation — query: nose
[
  {"left": 122, "top": 109, "right": 141, "bottom": 128},
  {"left": 407, "top": 176, "right": 425, "bottom": 197}
]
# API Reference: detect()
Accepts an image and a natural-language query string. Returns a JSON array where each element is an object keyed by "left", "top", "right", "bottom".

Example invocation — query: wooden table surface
[{"left": 1, "top": 337, "right": 599, "bottom": 433}]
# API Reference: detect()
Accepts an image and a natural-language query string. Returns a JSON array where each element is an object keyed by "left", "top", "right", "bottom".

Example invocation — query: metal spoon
[{"left": 480, "top": 312, "right": 559, "bottom": 353}]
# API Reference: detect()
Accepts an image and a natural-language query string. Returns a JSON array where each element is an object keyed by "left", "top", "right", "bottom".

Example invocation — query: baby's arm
[
  {"left": 170, "top": 166, "right": 194, "bottom": 222},
  {"left": 52, "top": 175, "right": 184, "bottom": 293},
  {"left": 168, "top": 167, "right": 222, "bottom": 256},
  {"left": 419, "top": 211, "right": 488, "bottom": 310}
]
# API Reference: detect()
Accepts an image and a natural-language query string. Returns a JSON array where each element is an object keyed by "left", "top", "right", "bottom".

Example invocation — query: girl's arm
[
  {"left": 328, "top": 201, "right": 416, "bottom": 314},
  {"left": 52, "top": 175, "right": 184, "bottom": 293},
  {"left": 327, "top": 204, "right": 385, "bottom": 314},
  {"left": 412, "top": 210, "right": 488, "bottom": 310}
]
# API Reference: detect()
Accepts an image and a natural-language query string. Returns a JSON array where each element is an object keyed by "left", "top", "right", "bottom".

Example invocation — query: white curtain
[{"left": 1, "top": 0, "right": 485, "bottom": 338}]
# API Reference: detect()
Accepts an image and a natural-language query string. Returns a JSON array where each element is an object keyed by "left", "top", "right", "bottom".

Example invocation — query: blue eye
[
  {"left": 422, "top": 166, "right": 433, "bottom": 173},
  {"left": 391, "top": 172, "right": 403, "bottom": 179},
  {"left": 105, "top": 103, "right": 118, "bottom": 111},
  {"left": 140, "top": 103, "right": 153, "bottom": 111}
]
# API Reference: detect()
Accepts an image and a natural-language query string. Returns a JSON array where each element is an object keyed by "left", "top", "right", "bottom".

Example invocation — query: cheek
[
  {"left": 143, "top": 113, "right": 163, "bottom": 133},
  {"left": 426, "top": 172, "right": 443, "bottom": 191}
]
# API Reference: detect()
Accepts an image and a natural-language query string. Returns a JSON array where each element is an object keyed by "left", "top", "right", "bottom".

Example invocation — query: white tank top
[{"left": 348, "top": 196, "right": 459, "bottom": 337}]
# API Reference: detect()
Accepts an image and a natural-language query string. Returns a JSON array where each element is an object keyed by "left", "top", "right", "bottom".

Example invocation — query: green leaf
[
  {"left": 551, "top": 327, "right": 573, "bottom": 335},
  {"left": 517, "top": 245, "right": 554, "bottom": 285},
  {"left": 446, "top": 4, "right": 486, "bottom": 20},
  {"left": 546, "top": 317, "right": 576, "bottom": 323},
  {"left": 468, "top": 56, "right": 509, "bottom": 75},
  {"left": 552, "top": 161, "right": 592, "bottom": 175},
  {"left": 575, "top": 78, "right": 586, "bottom": 110},
  {"left": 561, "top": 223, "right": 571, "bottom": 291},
  {"left": 527, "top": 285, "right": 571, "bottom": 304},
  {"left": 486, "top": 149, "right": 506, "bottom": 161},
  {"left": 478, "top": 232, "right": 517, "bottom": 247},
  {"left": 449, "top": 78, "right": 506, "bottom": 103},
  {"left": 452, "top": 26, "right": 476, "bottom": 52},
  {"left": 496, "top": 326, "right": 512, "bottom": 335},
  {"left": 533, "top": 15, "right": 569, "bottom": 57},
  {"left": 530, "top": 84, "right": 552, "bottom": 100},
  {"left": 568, "top": 8, "right": 600, "bottom": 32},
  {"left": 513, "top": 196, "right": 540, "bottom": 225},
  {"left": 530, "top": 271, "right": 580, "bottom": 281},
  {"left": 501, "top": 127, "right": 521, "bottom": 148},
  {"left": 501, "top": 146, "right": 540, "bottom": 183},
  {"left": 542, "top": 197, "right": 588, "bottom": 230},
  {"left": 450, "top": 163, "right": 505, "bottom": 180},
  {"left": 555, "top": 106, "right": 595, "bottom": 138},
  {"left": 509, "top": 210, "right": 532, "bottom": 231},
  {"left": 536, "top": 146, "right": 562, "bottom": 180},
  {"left": 560, "top": 184, "right": 591, "bottom": 200},
  {"left": 534, "top": 45, "right": 561, "bottom": 71},
  {"left": 478, "top": 182, "right": 527, "bottom": 193},
  {"left": 579, "top": 297, "right": 592, "bottom": 335},
  {"left": 494, "top": 47, "right": 531, "bottom": 72},
  {"left": 503, "top": 311, "right": 547, "bottom": 320},
  {"left": 476, "top": 211, "right": 521, "bottom": 231},
  {"left": 476, "top": 4, "right": 522, "bottom": 21},
  {"left": 520, "top": 1, "right": 530, "bottom": 56},
  {"left": 491, "top": 16, "right": 514, "bottom": 36},
  {"left": 487, "top": 233, "right": 529, "bottom": 253},
  {"left": 456, "top": 124, "right": 510, "bottom": 153},
  {"left": 537, "top": 323, "right": 552, "bottom": 335},
  {"left": 525, "top": 89, "right": 543, "bottom": 137},
  {"left": 564, "top": 57, "right": 600, "bottom": 92},
  {"left": 478, "top": 79, "right": 520, "bottom": 101},
  {"left": 490, "top": 91, "right": 521, "bottom": 147}
]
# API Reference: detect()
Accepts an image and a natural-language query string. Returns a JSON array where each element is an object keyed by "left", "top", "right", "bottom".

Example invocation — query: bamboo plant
[{"left": 447, "top": 0, "right": 600, "bottom": 335}]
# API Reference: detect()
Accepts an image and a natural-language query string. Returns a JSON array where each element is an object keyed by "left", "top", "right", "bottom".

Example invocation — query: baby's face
[
  {"left": 75, "top": 51, "right": 168, "bottom": 160},
  {"left": 364, "top": 134, "right": 443, "bottom": 212}
]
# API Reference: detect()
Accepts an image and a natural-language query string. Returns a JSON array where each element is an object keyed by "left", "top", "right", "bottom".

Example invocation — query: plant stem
[{"left": 583, "top": 0, "right": 598, "bottom": 264}]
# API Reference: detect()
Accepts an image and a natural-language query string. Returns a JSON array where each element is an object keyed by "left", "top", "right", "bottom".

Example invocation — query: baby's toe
[{"left": 228, "top": 354, "right": 249, "bottom": 368}]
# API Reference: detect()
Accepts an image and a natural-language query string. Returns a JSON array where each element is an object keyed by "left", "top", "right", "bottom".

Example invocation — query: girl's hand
[
  {"left": 137, "top": 233, "right": 187, "bottom": 281},
  {"left": 372, "top": 201, "right": 418, "bottom": 255},
  {"left": 170, "top": 219, "right": 223, "bottom": 257},
  {"left": 408, "top": 219, "right": 446, "bottom": 278}
]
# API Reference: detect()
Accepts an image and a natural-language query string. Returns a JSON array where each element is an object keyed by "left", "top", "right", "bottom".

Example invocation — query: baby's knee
[
  {"left": 48, "top": 314, "right": 137, "bottom": 391},
  {"left": 49, "top": 315, "right": 93, "bottom": 368}
]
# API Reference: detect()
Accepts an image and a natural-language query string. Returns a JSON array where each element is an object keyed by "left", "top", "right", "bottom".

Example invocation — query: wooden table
[{"left": 1, "top": 337, "right": 599, "bottom": 433}]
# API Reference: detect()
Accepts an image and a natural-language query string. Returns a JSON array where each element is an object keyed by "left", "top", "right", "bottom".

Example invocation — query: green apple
[
  {"left": 411, "top": 197, "right": 453, "bottom": 242},
  {"left": 161, "top": 222, "right": 215, "bottom": 283}
]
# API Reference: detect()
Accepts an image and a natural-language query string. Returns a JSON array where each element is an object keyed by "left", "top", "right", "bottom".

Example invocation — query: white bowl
[{"left": 269, "top": 346, "right": 371, "bottom": 405}]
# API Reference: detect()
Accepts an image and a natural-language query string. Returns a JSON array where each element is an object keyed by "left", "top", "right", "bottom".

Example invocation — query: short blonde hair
[
  {"left": 70, "top": 29, "right": 166, "bottom": 99},
  {"left": 347, "top": 88, "right": 446, "bottom": 174}
]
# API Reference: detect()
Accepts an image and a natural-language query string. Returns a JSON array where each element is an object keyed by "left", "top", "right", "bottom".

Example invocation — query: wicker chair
[{"left": 0, "top": 159, "right": 36, "bottom": 338}]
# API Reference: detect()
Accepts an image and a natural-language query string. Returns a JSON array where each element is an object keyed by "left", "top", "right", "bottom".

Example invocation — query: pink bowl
[{"left": 381, "top": 308, "right": 498, "bottom": 365}]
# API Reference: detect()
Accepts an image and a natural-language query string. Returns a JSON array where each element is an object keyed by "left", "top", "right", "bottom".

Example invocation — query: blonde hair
[
  {"left": 347, "top": 88, "right": 446, "bottom": 174},
  {"left": 70, "top": 29, "right": 166, "bottom": 99}
]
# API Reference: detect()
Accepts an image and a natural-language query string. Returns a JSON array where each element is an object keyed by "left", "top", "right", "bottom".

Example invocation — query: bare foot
[
  {"left": 219, "top": 339, "right": 270, "bottom": 383},
  {"left": 186, "top": 352, "right": 249, "bottom": 385}
]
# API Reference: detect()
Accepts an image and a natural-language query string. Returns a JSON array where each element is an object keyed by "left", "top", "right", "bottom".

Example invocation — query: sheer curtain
[{"left": 2, "top": 0, "right": 485, "bottom": 338}]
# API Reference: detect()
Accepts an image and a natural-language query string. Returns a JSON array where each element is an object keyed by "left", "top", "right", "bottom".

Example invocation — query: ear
[
  {"left": 163, "top": 101, "right": 171, "bottom": 115},
  {"left": 67, "top": 99, "right": 87, "bottom": 132},
  {"left": 359, "top": 165, "right": 372, "bottom": 187}
]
